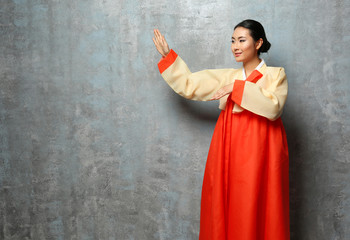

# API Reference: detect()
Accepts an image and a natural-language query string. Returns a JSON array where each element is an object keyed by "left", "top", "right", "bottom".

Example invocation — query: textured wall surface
[{"left": 1, "top": 0, "right": 349, "bottom": 239}]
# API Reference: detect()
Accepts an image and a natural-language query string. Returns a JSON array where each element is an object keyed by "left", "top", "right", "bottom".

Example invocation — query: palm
[{"left": 153, "top": 29, "right": 170, "bottom": 57}]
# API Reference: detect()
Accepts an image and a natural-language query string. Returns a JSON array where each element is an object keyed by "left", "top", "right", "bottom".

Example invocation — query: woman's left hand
[{"left": 210, "top": 83, "right": 234, "bottom": 100}]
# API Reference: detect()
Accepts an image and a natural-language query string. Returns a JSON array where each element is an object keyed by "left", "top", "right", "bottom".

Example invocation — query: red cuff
[
  {"left": 231, "top": 80, "right": 245, "bottom": 105},
  {"left": 231, "top": 70, "right": 263, "bottom": 104},
  {"left": 157, "top": 49, "right": 178, "bottom": 74}
]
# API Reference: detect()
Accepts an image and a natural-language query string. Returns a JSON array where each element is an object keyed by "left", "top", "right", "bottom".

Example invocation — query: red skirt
[{"left": 199, "top": 94, "right": 290, "bottom": 240}]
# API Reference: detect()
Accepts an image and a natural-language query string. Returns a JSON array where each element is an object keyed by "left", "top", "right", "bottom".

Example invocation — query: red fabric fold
[
  {"left": 246, "top": 69, "right": 263, "bottom": 83},
  {"left": 231, "top": 80, "right": 245, "bottom": 105}
]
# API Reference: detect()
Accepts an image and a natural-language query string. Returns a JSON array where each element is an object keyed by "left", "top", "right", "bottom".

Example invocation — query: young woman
[{"left": 152, "top": 19, "right": 290, "bottom": 240}]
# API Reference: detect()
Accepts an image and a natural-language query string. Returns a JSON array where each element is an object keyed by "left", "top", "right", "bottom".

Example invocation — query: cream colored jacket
[{"left": 157, "top": 49, "right": 288, "bottom": 121}]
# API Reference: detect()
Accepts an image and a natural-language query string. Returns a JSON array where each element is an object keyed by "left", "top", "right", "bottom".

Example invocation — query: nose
[{"left": 232, "top": 42, "right": 239, "bottom": 51}]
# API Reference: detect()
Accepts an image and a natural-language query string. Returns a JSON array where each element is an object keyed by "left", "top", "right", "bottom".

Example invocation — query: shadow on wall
[{"left": 282, "top": 104, "right": 302, "bottom": 240}]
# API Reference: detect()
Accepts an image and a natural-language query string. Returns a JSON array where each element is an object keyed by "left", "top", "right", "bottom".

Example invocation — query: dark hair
[{"left": 234, "top": 19, "right": 271, "bottom": 55}]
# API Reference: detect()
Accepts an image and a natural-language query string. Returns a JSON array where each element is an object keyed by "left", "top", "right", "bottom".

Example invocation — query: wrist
[{"left": 163, "top": 50, "right": 170, "bottom": 57}]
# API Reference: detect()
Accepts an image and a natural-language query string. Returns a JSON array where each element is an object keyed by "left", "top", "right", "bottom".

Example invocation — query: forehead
[{"left": 232, "top": 27, "right": 251, "bottom": 38}]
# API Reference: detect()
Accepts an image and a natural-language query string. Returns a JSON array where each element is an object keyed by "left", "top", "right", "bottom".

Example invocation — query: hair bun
[{"left": 260, "top": 39, "right": 271, "bottom": 53}]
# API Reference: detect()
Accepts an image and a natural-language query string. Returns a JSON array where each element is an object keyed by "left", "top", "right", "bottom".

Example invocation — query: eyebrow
[{"left": 231, "top": 36, "right": 246, "bottom": 39}]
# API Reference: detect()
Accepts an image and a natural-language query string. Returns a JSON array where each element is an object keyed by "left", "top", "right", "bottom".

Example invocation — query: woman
[{"left": 152, "top": 19, "right": 290, "bottom": 240}]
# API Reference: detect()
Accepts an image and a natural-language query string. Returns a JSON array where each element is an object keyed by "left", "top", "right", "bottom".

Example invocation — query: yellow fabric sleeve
[
  {"left": 238, "top": 67, "right": 288, "bottom": 120},
  {"left": 159, "top": 52, "right": 236, "bottom": 101}
]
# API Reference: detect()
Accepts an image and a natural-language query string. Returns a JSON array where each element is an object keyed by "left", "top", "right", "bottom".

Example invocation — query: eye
[
  {"left": 240, "top": 40, "right": 246, "bottom": 42},
  {"left": 231, "top": 40, "right": 235, "bottom": 43}
]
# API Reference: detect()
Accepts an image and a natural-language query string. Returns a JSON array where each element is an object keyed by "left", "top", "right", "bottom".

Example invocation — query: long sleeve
[
  {"left": 158, "top": 49, "right": 236, "bottom": 101},
  {"left": 231, "top": 67, "right": 288, "bottom": 121}
]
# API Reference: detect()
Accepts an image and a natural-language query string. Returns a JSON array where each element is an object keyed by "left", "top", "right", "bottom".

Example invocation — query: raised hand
[{"left": 152, "top": 29, "right": 170, "bottom": 57}]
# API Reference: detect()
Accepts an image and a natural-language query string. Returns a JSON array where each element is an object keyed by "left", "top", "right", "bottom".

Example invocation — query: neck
[{"left": 243, "top": 57, "right": 262, "bottom": 76}]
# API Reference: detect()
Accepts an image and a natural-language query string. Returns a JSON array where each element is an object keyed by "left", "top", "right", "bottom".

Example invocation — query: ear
[{"left": 255, "top": 38, "right": 263, "bottom": 50}]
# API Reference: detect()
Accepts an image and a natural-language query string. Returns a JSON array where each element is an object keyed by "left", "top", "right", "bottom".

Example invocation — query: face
[{"left": 231, "top": 27, "right": 262, "bottom": 63}]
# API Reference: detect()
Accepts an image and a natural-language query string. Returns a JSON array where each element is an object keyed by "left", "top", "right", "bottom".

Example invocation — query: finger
[
  {"left": 159, "top": 37, "right": 166, "bottom": 49},
  {"left": 154, "top": 29, "right": 159, "bottom": 40},
  {"left": 156, "top": 33, "right": 161, "bottom": 43},
  {"left": 162, "top": 35, "right": 167, "bottom": 45},
  {"left": 152, "top": 37, "right": 157, "bottom": 46},
  {"left": 160, "top": 32, "right": 166, "bottom": 44},
  {"left": 156, "top": 29, "right": 162, "bottom": 40},
  {"left": 160, "top": 34, "right": 165, "bottom": 44},
  {"left": 161, "top": 37, "right": 166, "bottom": 46},
  {"left": 156, "top": 35, "right": 163, "bottom": 46},
  {"left": 159, "top": 36, "right": 165, "bottom": 46},
  {"left": 152, "top": 37, "right": 159, "bottom": 48},
  {"left": 215, "top": 91, "right": 226, "bottom": 99},
  {"left": 211, "top": 94, "right": 219, "bottom": 100},
  {"left": 157, "top": 29, "right": 162, "bottom": 36},
  {"left": 154, "top": 29, "right": 160, "bottom": 41}
]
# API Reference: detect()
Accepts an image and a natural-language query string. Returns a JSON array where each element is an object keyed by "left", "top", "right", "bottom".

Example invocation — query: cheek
[
  {"left": 241, "top": 43, "right": 250, "bottom": 51},
  {"left": 243, "top": 43, "right": 256, "bottom": 55}
]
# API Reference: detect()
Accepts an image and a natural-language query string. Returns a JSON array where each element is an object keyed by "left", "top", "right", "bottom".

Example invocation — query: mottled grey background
[{"left": 1, "top": 0, "right": 349, "bottom": 239}]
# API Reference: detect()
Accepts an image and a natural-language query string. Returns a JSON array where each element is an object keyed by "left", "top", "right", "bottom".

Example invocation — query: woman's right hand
[{"left": 152, "top": 29, "right": 170, "bottom": 57}]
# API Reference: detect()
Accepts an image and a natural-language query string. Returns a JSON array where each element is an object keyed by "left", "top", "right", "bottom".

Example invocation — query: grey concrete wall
[{"left": 1, "top": 0, "right": 349, "bottom": 239}]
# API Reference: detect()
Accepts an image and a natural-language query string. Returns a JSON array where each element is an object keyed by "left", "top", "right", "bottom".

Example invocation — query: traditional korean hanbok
[{"left": 157, "top": 49, "right": 290, "bottom": 240}]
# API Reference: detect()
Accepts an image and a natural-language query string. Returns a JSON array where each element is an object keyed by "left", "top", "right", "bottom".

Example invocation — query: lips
[{"left": 235, "top": 52, "right": 242, "bottom": 57}]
